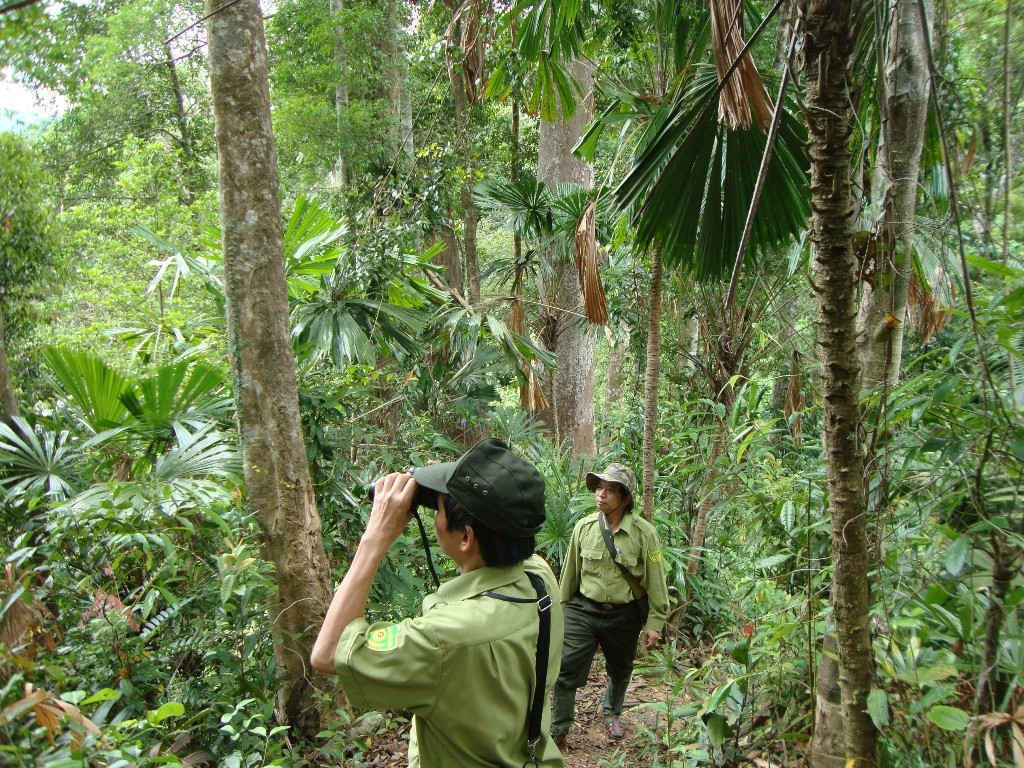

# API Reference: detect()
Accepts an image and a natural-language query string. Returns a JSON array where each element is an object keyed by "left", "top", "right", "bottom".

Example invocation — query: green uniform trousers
[{"left": 551, "top": 593, "right": 644, "bottom": 735}]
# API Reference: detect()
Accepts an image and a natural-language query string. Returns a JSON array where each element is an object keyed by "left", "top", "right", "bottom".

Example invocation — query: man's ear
[{"left": 460, "top": 524, "right": 477, "bottom": 554}]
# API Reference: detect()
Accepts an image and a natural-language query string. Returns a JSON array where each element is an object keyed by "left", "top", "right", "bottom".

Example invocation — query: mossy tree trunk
[
  {"left": 205, "top": 0, "right": 333, "bottom": 737},
  {"left": 536, "top": 58, "right": 596, "bottom": 457}
]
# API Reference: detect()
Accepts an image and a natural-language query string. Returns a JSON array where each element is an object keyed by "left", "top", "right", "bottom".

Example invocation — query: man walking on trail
[
  {"left": 551, "top": 462, "right": 669, "bottom": 748},
  {"left": 311, "top": 438, "right": 565, "bottom": 767}
]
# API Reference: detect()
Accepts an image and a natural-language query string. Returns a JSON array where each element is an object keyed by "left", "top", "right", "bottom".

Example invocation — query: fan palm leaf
[
  {"left": 0, "top": 417, "right": 78, "bottom": 502},
  {"left": 119, "top": 360, "right": 231, "bottom": 440},
  {"left": 43, "top": 346, "right": 132, "bottom": 432},
  {"left": 615, "top": 64, "right": 808, "bottom": 278}
]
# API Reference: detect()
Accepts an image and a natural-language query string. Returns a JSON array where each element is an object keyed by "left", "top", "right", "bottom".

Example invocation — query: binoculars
[{"left": 365, "top": 468, "right": 440, "bottom": 510}]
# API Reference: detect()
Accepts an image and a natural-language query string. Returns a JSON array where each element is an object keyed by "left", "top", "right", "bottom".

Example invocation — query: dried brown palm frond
[
  {"left": 908, "top": 274, "right": 953, "bottom": 342},
  {"left": 964, "top": 704, "right": 1024, "bottom": 768},
  {"left": 1, "top": 564, "right": 58, "bottom": 673},
  {"left": 574, "top": 200, "right": 608, "bottom": 325},
  {"left": 445, "top": 0, "right": 489, "bottom": 103},
  {"left": 0, "top": 684, "right": 101, "bottom": 748},
  {"left": 519, "top": 363, "right": 549, "bottom": 412},
  {"left": 709, "top": 0, "right": 772, "bottom": 129}
]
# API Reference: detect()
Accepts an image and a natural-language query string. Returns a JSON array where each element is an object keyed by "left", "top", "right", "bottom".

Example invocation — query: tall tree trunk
[
  {"left": 536, "top": 59, "right": 596, "bottom": 456},
  {"left": 686, "top": 426, "right": 730, "bottom": 582},
  {"left": 973, "top": 535, "right": 1018, "bottom": 714},
  {"left": 163, "top": 42, "right": 201, "bottom": 203},
  {"left": 801, "top": 2, "right": 877, "bottom": 766},
  {"left": 641, "top": 249, "right": 662, "bottom": 520},
  {"left": 330, "top": 0, "right": 350, "bottom": 189},
  {"left": 448, "top": 15, "right": 480, "bottom": 304},
  {"left": 205, "top": 0, "right": 333, "bottom": 737},
  {"left": 0, "top": 308, "right": 17, "bottom": 420},
  {"left": 857, "top": 0, "right": 932, "bottom": 391}
]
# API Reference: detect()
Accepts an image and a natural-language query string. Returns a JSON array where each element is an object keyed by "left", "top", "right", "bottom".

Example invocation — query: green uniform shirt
[
  {"left": 334, "top": 554, "right": 565, "bottom": 767},
  {"left": 558, "top": 511, "right": 669, "bottom": 634}
]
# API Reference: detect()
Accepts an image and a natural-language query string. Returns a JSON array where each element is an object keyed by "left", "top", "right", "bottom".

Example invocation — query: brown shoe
[
  {"left": 605, "top": 717, "right": 625, "bottom": 740},
  {"left": 553, "top": 733, "right": 569, "bottom": 751}
]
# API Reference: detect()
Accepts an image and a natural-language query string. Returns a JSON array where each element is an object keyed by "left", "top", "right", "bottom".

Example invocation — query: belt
[{"left": 576, "top": 592, "right": 632, "bottom": 612}]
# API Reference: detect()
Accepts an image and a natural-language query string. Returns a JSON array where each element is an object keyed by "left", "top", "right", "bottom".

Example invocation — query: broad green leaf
[
  {"left": 926, "top": 705, "right": 969, "bottom": 731},
  {"left": 81, "top": 689, "right": 121, "bottom": 706},
  {"left": 704, "top": 712, "right": 731, "bottom": 748},
  {"left": 148, "top": 701, "right": 185, "bottom": 725},
  {"left": 867, "top": 689, "right": 889, "bottom": 728},
  {"left": 943, "top": 536, "right": 970, "bottom": 577}
]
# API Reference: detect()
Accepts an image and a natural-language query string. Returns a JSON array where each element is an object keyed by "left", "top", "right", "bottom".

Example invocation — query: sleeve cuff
[{"left": 333, "top": 616, "right": 371, "bottom": 706}]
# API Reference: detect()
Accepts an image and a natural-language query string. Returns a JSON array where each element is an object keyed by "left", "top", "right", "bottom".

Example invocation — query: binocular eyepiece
[{"left": 366, "top": 468, "right": 440, "bottom": 510}]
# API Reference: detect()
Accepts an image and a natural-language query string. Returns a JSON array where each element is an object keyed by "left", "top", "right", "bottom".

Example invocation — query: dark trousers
[{"left": 551, "top": 594, "right": 644, "bottom": 734}]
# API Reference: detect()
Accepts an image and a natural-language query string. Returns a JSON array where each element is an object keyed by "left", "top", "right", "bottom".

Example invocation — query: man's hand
[
  {"left": 362, "top": 472, "right": 418, "bottom": 551},
  {"left": 310, "top": 471, "right": 418, "bottom": 673},
  {"left": 643, "top": 628, "right": 660, "bottom": 650}
]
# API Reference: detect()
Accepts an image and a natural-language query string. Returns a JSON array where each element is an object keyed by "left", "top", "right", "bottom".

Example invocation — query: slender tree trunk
[
  {"left": 163, "top": 42, "right": 201, "bottom": 203},
  {"left": 330, "top": 0, "right": 350, "bottom": 188},
  {"left": 857, "top": 0, "right": 932, "bottom": 391},
  {"left": 641, "top": 249, "right": 662, "bottom": 520},
  {"left": 801, "top": 2, "right": 877, "bottom": 766},
  {"left": 205, "top": 0, "right": 333, "bottom": 736},
  {"left": 686, "top": 426, "right": 728, "bottom": 581},
  {"left": 536, "top": 59, "right": 596, "bottom": 456},
  {"left": 0, "top": 308, "right": 17, "bottom": 420},
  {"left": 973, "top": 535, "right": 1018, "bottom": 713},
  {"left": 448, "top": 16, "right": 480, "bottom": 305},
  {"left": 606, "top": 333, "right": 628, "bottom": 409}
]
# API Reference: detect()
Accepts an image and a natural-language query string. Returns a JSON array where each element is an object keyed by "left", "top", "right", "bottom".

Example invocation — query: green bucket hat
[
  {"left": 411, "top": 438, "right": 546, "bottom": 537},
  {"left": 585, "top": 462, "right": 637, "bottom": 502}
]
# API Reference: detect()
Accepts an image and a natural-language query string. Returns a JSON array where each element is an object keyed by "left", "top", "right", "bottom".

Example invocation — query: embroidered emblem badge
[
  {"left": 648, "top": 549, "right": 662, "bottom": 564},
  {"left": 366, "top": 624, "right": 401, "bottom": 652}
]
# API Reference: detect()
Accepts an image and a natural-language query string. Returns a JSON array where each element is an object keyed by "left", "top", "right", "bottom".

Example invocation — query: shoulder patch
[
  {"left": 648, "top": 549, "right": 662, "bottom": 564},
  {"left": 366, "top": 624, "right": 401, "bottom": 652}
]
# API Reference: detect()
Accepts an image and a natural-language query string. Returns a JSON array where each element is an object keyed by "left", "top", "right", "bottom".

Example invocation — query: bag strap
[
  {"left": 597, "top": 512, "right": 647, "bottom": 601},
  {"left": 480, "top": 571, "right": 552, "bottom": 766}
]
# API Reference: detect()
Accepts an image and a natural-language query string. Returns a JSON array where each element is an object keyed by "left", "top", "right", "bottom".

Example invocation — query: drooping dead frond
[
  {"left": 963, "top": 704, "right": 1024, "bottom": 768},
  {"left": 1, "top": 564, "right": 58, "bottom": 673},
  {"left": 709, "top": 0, "right": 773, "bottom": 130},
  {"left": 908, "top": 274, "right": 953, "bottom": 342},
  {"left": 574, "top": 200, "right": 608, "bottom": 325},
  {"left": 519, "top": 362, "right": 550, "bottom": 413},
  {"left": 0, "top": 684, "right": 101, "bottom": 748},
  {"left": 445, "top": 0, "right": 489, "bottom": 103}
]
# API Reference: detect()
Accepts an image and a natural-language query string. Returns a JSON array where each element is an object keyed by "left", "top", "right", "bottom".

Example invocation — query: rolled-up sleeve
[
  {"left": 333, "top": 616, "right": 443, "bottom": 717},
  {"left": 558, "top": 522, "right": 583, "bottom": 604}
]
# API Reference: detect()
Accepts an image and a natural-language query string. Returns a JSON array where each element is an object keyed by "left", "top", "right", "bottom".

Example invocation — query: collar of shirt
[
  {"left": 423, "top": 561, "right": 528, "bottom": 611},
  {"left": 597, "top": 510, "right": 639, "bottom": 537}
]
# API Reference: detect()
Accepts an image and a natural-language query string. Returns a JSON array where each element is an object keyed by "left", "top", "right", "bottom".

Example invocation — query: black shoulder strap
[
  {"left": 479, "top": 572, "right": 552, "bottom": 765},
  {"left": 597, "top": 513, "right": 647, "bottom": 601}
]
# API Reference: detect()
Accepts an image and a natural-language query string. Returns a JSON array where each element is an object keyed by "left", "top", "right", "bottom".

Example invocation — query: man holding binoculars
[{"left": 311, "top": 438, "right": 565, "bottom": 767}]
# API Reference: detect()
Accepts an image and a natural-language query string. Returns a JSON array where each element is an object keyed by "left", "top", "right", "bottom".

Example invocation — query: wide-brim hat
[
  {"left": 411, "top": 438, "right": 546, "bottom": 537},
  {"left": 585, "top": 463, "right": 637, "bottom": 501}
]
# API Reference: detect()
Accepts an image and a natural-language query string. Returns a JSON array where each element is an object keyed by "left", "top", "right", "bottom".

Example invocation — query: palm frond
[
  {"left": 0, "top": 417, "right": 78, "bottom": 503},
  {"left": 615, "top": 64, "right": 808, "bottom": 278},
  {"left": 574, "top": 200, "right": 608, "bottom": 324},
  {"left": 43, "top": 347, "right": 132, "bottom": 432},
  {"left": 154, "top": 425, "right": 241, "bottom": 482},
  {"left": 474, "top": 178, "right": 554, "bottom": 240},
  {"left": 120, "top": 360, "right": 230, "bottom": 435}
]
